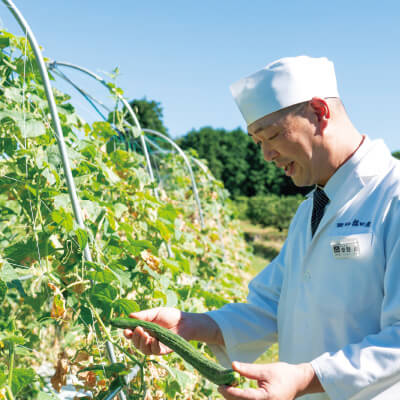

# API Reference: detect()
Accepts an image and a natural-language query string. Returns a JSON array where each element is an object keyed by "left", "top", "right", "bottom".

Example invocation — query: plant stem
[
  {"left": 86, "top": 298, "right": 142, "bottom": 366},
  {"left": 87, "top": 298, "right": 113, "bottom": 343},
  {"left": 5, "top": 385, "right": 15, "bottom": 400},
  {"left": 8, "top": 341, "right": 14, "bottom": 396}
]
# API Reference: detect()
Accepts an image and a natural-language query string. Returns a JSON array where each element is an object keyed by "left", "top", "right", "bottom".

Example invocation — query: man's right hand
[
  {"left": 123, "top": 307, "right": 184, "bottom": 355},
  {"left": 123, "top": 307, "right": 224, "bottom": 356}
]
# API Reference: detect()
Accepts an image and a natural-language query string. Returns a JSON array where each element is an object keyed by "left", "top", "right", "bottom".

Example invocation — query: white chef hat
[{"left": 230, "top": 55, "right": 340, "bottom": 126}]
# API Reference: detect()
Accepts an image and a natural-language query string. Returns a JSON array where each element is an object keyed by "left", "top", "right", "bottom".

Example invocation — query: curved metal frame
[
  {"left": 49, "top": 66, "right": 207, "bottom": 229},
  {"left": 2, "top": 0, "right": 92, "bottom": 262},
  {"left": 143, "top": 129, "right": 205, "bottom": 228},
  {"left": 48, "top": 60, "right": 174, "bottom": 259},
  {"left": 1, "top": 1, "right": 132, "bottom": 397},
  {"left": 48, "top": 62, "right": 207, "bottom": 227},
  {"left": 48, "top": 60, "right": 156, "bottom": 183}
]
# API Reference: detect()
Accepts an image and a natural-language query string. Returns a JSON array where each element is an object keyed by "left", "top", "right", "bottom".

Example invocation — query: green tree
[
  {"left": 126, "top": 97, "right": 169, "bottom": 136},
  {"left": 392, "top": 151, "right": 400, "bottom": 160}
]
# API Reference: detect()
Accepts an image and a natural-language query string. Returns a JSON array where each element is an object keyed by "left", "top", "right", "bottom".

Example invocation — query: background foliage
[
  {"left": 0, "top": 30, "right": 253, "bottom": 399},
  {"left": 2, "top": 27, "right": 399, "bottom": 400},
  {"left": 125, "top": 97, "right": 169, "bottom": 137}
]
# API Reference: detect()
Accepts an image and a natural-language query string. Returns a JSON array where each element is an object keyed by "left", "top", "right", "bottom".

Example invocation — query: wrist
[
  {"left": 296, "top": 363, "right": 324, "bottom": 397},
  {"left": 181, "top": 312, "right": 224, "bottom": 345}
]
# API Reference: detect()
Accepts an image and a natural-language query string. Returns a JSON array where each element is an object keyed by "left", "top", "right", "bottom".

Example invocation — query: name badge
[{"left": 330, "top": 238, "right": 360, "bottom": 259}]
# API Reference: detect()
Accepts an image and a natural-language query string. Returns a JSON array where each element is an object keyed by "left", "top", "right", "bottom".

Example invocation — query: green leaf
[
  {"left": 176, "top": 255, "right": 191, "bottom": 275},
  {"left": 24, "top": 118, "right": 46, "bottom": 137},
  {"left": 80, "top": 306, "right": 94, "bottom": 325},
  {"left": 166, "top": 290, "right": 178, "bottom": 307},
  {"left": 0, "top": 366, "right": 7, "bottom": 386},
  {"left": 75, "top": 228, "right": 88, "bottom": 250},
  {"left": 51, "top": 208, "right": 74, "bottom": 232},
  {"left": 81, "top": 200, "right": 103, "bottom": 221},
  {"left": 1, "top": 334, "right": 25, "bottom": 346},
  {"left": 0, "top": 262, "right": 19, "bottom": 282},
  {"left": 153, "top": 289, "right": 166, "bottom": 304},
  {"left": 3, "top": 87, "right": 24, "bottom": 102},
  {"left": 92, "top": 121, "right": 116, "bottom": 140},
  {"left": 154, "top": 219, "right": 173, "bottom": 241},
  {"left": 162, "top": 259, "right": 180, "bottom": 274},
  {"left": 86, "top": 269, "right": 116, "bottom": 284},
  {"left": 112, "top": 299, "right": 140, "bottom": 315},
  {"left": 0, "top": 280, "right": 7, "bottom": 303},
  {"left": 11, "top": 367, "right": 37, "bottom": 395},
  {"left": 114, "top": 203, "right": 128, "bottom": 219},
  {"left": 200, "top": 290, "right": 228, "bottom": 308},
  {"left": 96, "top": 375, "right": 125, "bottom": 400},
  {"left": 53, "top": 194, "right": 70, "bottom": 209},
  {"left": 78, "top": 362, "right": 127, "bottom": 377},
  {"left": 0, "top": 36, "right": 10, "bottom": 49},
  {"left": 159, "top": 204, "right": 179, "bottom": 223},
  {"left": 130, "top": 126, "right": 141, "bottom": 138},
  {"left": 4, "top": 233, "right": 54, "bottom": 264},
  {"left": 127, "top": 239, "right": 158, "bottom": 256},
  {"left": 37, "top": 392, "right": 58, "bottom": 400},
  {"left": 90, "top": 283, "right": 118, "bottom": 308}
]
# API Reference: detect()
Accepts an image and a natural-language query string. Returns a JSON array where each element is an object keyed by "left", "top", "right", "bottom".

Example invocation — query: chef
[{"left": 124, "top": 56, "right": 400, "bottom": 400}]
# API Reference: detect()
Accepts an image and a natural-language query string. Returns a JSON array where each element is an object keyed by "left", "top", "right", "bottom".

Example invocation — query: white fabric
[
  {"left": 207, "top": 138, "right": 400, "bottom": 399},
  {"left": 230, "top": 56, "right": 340, "bottom": 126}
]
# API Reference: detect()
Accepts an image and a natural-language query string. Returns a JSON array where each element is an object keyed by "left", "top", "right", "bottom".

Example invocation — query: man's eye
[{"left": 268, "top": 132, "right": 279, "bottom": 141}]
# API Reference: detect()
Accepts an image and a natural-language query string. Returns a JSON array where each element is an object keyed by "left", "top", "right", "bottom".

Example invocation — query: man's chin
[{"left": 290, "top": 177, "right": 311, "bottom": 188}]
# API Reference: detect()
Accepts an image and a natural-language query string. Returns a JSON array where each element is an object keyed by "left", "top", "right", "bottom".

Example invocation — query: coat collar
[{"left": 310, "top": 137, "right": 393, "bottom": 239}]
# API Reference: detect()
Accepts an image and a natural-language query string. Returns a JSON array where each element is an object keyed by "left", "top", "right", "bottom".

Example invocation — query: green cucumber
[{"left": 111, "top": 317, "right": 240, "bottom": 386}]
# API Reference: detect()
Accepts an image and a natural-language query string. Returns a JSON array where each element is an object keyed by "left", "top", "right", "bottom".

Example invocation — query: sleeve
[
  {"left": 311, "top": 198, "right": 400, "bottom": 400},
  {"left": 205, "top": 240, "right": 287, "bottom": 368}
]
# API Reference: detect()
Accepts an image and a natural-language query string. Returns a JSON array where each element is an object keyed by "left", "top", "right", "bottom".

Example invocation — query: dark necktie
[{"left": 311, "top": 187, "right": 330, "bottom": 237}]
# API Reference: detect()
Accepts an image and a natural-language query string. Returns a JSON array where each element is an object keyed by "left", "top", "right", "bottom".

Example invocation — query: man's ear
[{"left": 310, "top": 97, "right": 330, "bottom": 133}]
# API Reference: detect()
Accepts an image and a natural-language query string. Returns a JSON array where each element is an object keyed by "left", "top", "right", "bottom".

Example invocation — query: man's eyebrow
[{"left": 247, "top": 127, "right": 262, "bottom": 136}]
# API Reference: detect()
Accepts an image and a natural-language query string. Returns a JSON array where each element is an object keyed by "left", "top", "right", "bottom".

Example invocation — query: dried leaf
[{"left": 51, "top": 351, "right": 69, "bottom": 392}]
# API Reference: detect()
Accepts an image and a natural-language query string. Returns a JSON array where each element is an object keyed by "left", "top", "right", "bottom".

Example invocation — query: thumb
[{"left": 232, "top": 361, "right": 268, "bottom": 381}]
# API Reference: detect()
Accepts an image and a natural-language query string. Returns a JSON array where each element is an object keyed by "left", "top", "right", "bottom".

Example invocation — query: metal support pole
[
  {"left": 143, "top": 129, "right": 205, "bottom": 229},
  {"left": 1, "top": 1, "right": 126, "bottom": 397},
  {"left": 47, "top": 61, "right": 156, "bottom": 184},
  {"left": 2, "top": 0, "right": 92, "bottom": 262},
  {"left": 47, "top": 60, "right": 173, "bottom": 257}
]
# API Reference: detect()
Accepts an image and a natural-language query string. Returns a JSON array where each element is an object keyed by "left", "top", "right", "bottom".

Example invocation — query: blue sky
[{"left": 1, "top": 1, "right": 400, "bottom": 150}]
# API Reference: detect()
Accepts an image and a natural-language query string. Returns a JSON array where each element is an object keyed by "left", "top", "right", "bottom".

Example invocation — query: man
[{"left": 123, "top": 56, "right": 400, "bottom": 399}]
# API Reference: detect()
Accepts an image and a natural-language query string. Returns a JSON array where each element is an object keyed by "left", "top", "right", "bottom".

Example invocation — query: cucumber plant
[{"left": 0, "top": 29, "right": 252, "bottom": 399}]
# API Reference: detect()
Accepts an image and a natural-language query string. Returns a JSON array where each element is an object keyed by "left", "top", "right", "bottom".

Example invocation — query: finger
[
  {"left": 232, "top": 361, "right": 268, "bottom": 380},
  {"left": 138, "top": 328, "right": 154, "bottom": 355},
  {"left": 132, "top": 327, "right": 150, "bottom": 350},
  {"left": 150, "top": 336, "right": 162, "bottom": 354},
  {"left": 123, "top": 328, "right": 133, "bottom": 338},
  {"left": 129, "top": 307, "right": 162, "bottom": 322},
  {"left": 218, "top": 385, "right": 267, "bottom": 400}
]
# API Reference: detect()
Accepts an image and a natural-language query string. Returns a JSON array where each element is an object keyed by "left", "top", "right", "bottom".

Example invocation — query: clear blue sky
[{"left": 1, "top": 1, "right": 400, "bottom": 150}]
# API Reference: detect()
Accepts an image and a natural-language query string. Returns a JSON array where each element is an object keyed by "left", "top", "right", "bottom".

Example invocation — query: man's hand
[
  {"left": 123, "top": 307, "right": 224, "bottom": 355},
  {"left": 123, "top": 307, "right": 183, "bottom": 355},
  {"left": 218, "top": 361, "right": 323, "bottom": 400}
]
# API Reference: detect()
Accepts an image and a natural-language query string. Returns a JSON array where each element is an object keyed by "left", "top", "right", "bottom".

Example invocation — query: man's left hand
[{"left": 218, "top": 361, "right": 323, "bottom": 400}]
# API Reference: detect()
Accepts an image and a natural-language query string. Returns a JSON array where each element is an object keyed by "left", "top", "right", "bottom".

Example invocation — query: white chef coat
[{"left": 207, "top": 137, "right": 400, "bottom": 400}]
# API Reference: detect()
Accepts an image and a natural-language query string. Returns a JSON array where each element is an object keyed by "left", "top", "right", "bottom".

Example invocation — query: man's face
[{"left": 247, "top": 105, "right": 321, "bottom": 187}]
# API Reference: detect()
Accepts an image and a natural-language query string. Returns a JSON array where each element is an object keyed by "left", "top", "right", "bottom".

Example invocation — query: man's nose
[{"left": 262, "top": 145, "right": 279, "bottom": 162}]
